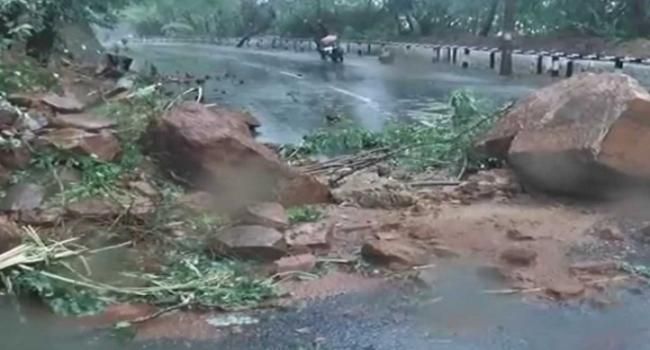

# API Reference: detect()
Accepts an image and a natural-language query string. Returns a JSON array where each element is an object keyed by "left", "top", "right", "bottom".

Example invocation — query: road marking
[
  {"left": 328, "top": 86, "right": 374, "bottom": 104},
  {"left": 279, "top": 71, "right": 304, "bottom": 79}
]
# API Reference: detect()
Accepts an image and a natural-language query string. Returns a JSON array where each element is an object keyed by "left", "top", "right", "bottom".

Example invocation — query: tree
[
  {"left": 1, "top": 0, "right": 136, "bottom": 58},
  {"left": 499, "top": 0, "right": 516, "bottom": 76},
  {"left": 479, "top": 0, "right": 499, "bottom": 37},
  {"left": 236, "top": 0, "right": 277, "bottom": 47},
  {"left": 629, "top": 0, "right": 650, "bottom": 36}
]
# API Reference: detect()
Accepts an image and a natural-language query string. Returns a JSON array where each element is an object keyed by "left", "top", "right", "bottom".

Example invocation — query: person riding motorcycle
[{"left": 307, "top": 19, "right": 344, "bottom": 62}]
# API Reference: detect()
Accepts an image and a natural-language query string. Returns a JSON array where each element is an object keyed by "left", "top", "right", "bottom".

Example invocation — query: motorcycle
[{"left": 318, "top": 35, "right": 344, "bottom": 63}]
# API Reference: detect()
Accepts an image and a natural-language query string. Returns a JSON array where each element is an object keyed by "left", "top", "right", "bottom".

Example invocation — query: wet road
[
  {"left": 130, "top": 42, "right": 541, "bottom": 144},
  {"left": 4, "top": 264, "right": 650, "bottom": 350}
]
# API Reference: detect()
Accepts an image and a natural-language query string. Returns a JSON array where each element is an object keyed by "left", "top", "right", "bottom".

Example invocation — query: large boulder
[
  {"left": 146, "top": 102, "right": 330, "bottom": 207},
  {"left": 479, "top": 73, "right": 650, "bottom": 196}
]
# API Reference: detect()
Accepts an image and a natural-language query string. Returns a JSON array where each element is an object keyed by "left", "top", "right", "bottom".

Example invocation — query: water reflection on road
[{"left": 130, "top": 43, "right": 540, "bottom": 144}]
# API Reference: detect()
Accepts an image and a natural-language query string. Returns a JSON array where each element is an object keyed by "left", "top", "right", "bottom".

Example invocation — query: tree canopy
[{"left": 122, "top": 0, "right": 650, "bottom": 40}]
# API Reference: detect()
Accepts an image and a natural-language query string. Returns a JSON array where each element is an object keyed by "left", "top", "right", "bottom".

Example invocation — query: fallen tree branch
[{"left": 408, "top": 180, "right": 461, "bottom": 188}]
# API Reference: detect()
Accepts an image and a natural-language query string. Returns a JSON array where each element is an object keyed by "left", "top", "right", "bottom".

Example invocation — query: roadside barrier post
[
  {"left": 615, "top": 57, "right": 624, "bottom": 70},
  {"left": 462, "top": 48, "right": 470, "bottom": 68},
  {"left": 433, "top": 46, "right": 441, "bottom": 62},
  {"left": 489, "top": 50, "right": 496, "bottom": 70},
  {"left": 551, "top": 56, "right": 560, "bottom": 77}
]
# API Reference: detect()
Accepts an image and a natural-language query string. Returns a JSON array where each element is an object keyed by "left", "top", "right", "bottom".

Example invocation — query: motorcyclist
[{"left": 306, "top": 19, "right": 336, "bottom": 60}]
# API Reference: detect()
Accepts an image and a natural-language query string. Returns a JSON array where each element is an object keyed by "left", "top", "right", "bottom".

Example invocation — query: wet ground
[
  {"left": 3, "top": 44, "right": 650, "bottom": 350},
  {"left": 3, "top": 264, "right": 650, "bottom": 350}
]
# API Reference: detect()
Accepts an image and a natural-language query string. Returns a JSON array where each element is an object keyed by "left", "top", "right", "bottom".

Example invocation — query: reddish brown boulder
[
  {"left": 7, "top": 93, "right": 38, "bottom": 108},
  {"left": 240, "top": 202, "right": 289, "bottom": 231},
  {"left": 0, "top": 147, "right": 31, "bottom": 170},
  {"left": 146, "top": 102, "right": 329, "bottom": 207},
  {"left": 18, "top": 207, "right": 64, "bottom": 226},
  {"left": 0, "top": 217, "right": 21, "bottom": 254},
  {"left": 0, "top": 183, "right": 44, "bottom": 212},
  {"left": 210, "top": 225, "right": 286, "bottom": 260},
  {"left": 273, "top": 254, "right": 317, "bottom": 274},
  {"left": 42, "top": 93, "right": 84, "bottom": 113},
  {"left": 176, "top": 191, "right": 214, "bottom": 213},
  {"left": 52, "top": 113, "right": 116, "bottom": 131},
  {"left": 479, "top": 73, "right": 650, "bottom": 196},
  {"left": 76, "top": 130, "right": 122, "bottom": 161},
  {"left": 500, "top": 247, "right": 537, "bottom": 267},
  {"left": 66, "top": 199, "right": 121, "bottom": 220},
  {"left": 361, "top": 239, "right": 429, "bottom": 267},
  {"left": 285, "top": 222, "right": 333, "bottom": 249},
  {"left": 40, "top": 128, "right": 121, "bottom": 161},
  {"left": 546, "top": 280, "right": 585, "bottom": 300}
]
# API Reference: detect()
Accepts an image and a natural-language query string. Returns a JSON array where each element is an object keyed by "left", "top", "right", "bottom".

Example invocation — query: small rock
[
  {"left": 0, "top": 217, "right": 21, "bottom": 254},
  {"left": 500, "top": 247, "right": 537, "bottom": 266},
  {"left": 42, "top": 93, "right": 84, "bottom": 113},
  {"left": 19, "top": 112, "right": 49, "bottom": 132},
  {"left": 76, "top": 130, "right": 122, "bottom": 161},
  {"left": 361, "top": 239, "right": 429, "bottom": 267},
  {"left": 392, "top": 169, "right": 413, "bottom": 181},
  {"left": 0, "top": 164, "right": 10, "bottom": 186},
  {"left": 7, "top": 93, "right": 38, "bottom": 108},
  {"left": 595, "top": 227, "right": 624, "bottom": 242},
  {"left": 177, "top": 191, "right": 214, "bottom": 213},
  {"left": 125, "top": 196, "right": 156, "bottom": 220},
  {"left": 408, "top": 225, "right": 437, "bottom": 240},
  {"left": 18, "top": 207, "right": 64, "bottom": 226},
  {"left": 0, "top": 105, "right": 19, "bottom": 127},
  {"left": 0, "top": 147, "right": 32, "bottom": 170},
  {"left": 40, "top": 128, "right": 122, "bottom": 161},
  {"left": 66, "top": 199, "right": 120, "bottom": 220},
  {"left": 128, "top": 181, "right": 159, "bottom": 198},
  {"left": 211, "top": 225, "right": 286, "bottom": 260},
  {"left": 0, "top": 183, "right": 44, "bottom": 212},
  {"left": 506, "top": 229, "right": 534, "bottom": 241},
  {"left": 240, "top": 202, "right": 289, "bottom": 231},
  {"left": 569, "top": 261, "right": 620, "bottom": 275},
  {"left": 285, "top": 222, "right": 332, "bottom": 248},
  {"left": 273, "top": 254, "right": 317, "bottom": 274},
  {"left": 546, "top": 281, "right": 585, "bottom": 300},
  {"left": 376, "top": 164, "right": 391, "bottom": 177},
  {"left": 52, "top": 113, "right": 116, "bottom": 131}
]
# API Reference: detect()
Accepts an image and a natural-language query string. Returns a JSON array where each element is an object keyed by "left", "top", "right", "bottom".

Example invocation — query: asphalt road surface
[{"left": 129, "top": 42, "right": 542, "bottom": 144}]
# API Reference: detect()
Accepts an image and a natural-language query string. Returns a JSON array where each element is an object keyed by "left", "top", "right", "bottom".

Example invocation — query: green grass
[
  {"left": 287, "top": 206, "right": 323, "bottom": 224},
  {"left": 285, "top": 90, "right": 499, "bottom": 172},
  {"left": 5, "top": 252, "right": 275, "bottom": 316},
  {"left": 0, "top": 59, "right": 58, "bottom": 94}
]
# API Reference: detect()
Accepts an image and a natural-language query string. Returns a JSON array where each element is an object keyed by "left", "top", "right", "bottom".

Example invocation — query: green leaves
[
  {"left": 287, "top": 206, "right": 323, "bottom": 224},
  {"left": 11, "top": 270, "right": 108, "bottom": 316},
  {"left": 289, "top": 90, "right": 495, "bottom": 172}
]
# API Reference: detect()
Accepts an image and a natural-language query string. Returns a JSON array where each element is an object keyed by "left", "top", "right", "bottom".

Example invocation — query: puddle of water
[{"left": 2, "top": 261, "right": 650, "bottom": 349}]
